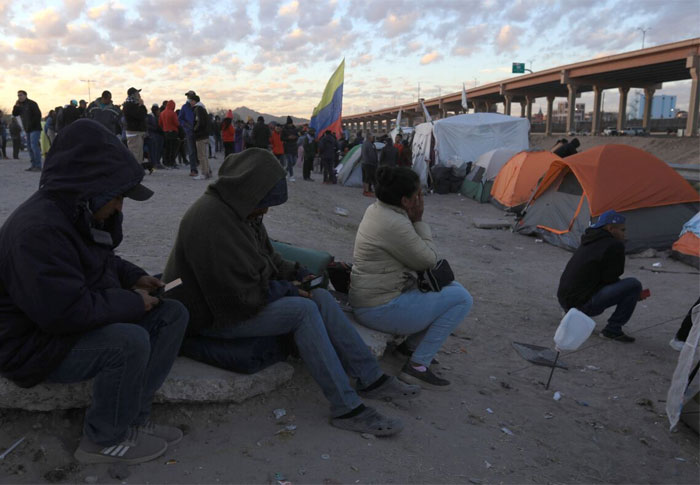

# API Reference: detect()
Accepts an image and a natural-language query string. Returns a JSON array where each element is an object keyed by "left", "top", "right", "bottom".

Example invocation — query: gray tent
[{"left": 460, "top": 148, "right": 517, "bottom": 202}]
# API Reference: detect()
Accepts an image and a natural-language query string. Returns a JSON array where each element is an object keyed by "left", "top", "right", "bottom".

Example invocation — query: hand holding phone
[
  {"left": 639, "top": 288, "right": 651, "bottom": 301},
  {"left": 301, "top": 275, "right": 324, "bottom": 291}
]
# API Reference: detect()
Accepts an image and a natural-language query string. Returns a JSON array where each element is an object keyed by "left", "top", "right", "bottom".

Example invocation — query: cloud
[
  {"left": 452, "top": 24, "right": 488, "bottom": 56},
  {"left": 63, "top": 0, "right": 86, "bottom": 18},
  {"left": 383, "top": 11, "right": 418, "bottom": 38},
  {"left": 279, "top": 0, "right": 299, "bottom": 16},
  {"left": 32, "top": 8, "right": 68, "bottom": 37},
  {"left": 420, "top": 51, "right": 442, "bottom": 65},
  {"left": 351, "top": 54, "right": 373, "bottom": 67},
  {"left": 495, "top": 25, "right": 522, "bottom": 53},
  {"left": 245, "top": 63, "right": 265, "bottom": 73},
  {"left": 14, "top": 38, "right": 52, "bottom": 55}
]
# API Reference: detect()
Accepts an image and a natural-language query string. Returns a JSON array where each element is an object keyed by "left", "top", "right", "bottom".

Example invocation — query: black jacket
[
  {"left": 123, "top": 101, "right": 147, "bottom": 132},
  {"left": 0, "top": 119, "right": 149, "bottom": 387},
  {"left": 281, "top": 123, "right": 298, "bottom": 155},
  {"left": 61, "top": 105, "right": 81, "bottom": 128},
  {"left": 87, "top": 99, "right": 122, "bottom": 135},
  {"left": 12, "top": 98, "right": 42, "bottom": 132},
  {"left": 251, "top": 120, "right": 271, "bottom": 149},
  {"left": 319, "top": 133, "right": 338, "bottom": 161},
  {"left": 380, "top": 143, "right": 398, "bottom": 167},
  {"left": 557, "top": 227, "right": 626, "bottom": 310},
  {"left": 193, "top": 104, "right": 209, "bottom": 141}
]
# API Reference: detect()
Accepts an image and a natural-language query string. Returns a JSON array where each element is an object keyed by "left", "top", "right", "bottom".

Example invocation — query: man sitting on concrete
[
  {"left": 0, "top": 120, "right": 188, "bottom": 464},
  {"left": 557, "top": 210, "right": 644, "bottom": 342},
  {"left": 163, "top": 148, "right": 418, "bottom": 436}
]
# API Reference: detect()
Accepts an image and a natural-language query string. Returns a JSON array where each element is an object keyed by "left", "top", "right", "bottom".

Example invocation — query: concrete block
[
  {"left": 473, "top": 218, "right": 513, "bottom": 230},
  {"left": 348, "top": 315, "right": 404, "bottom": 358},
  {"left": 0, "top": 357, "right": 294, "bottom": 411}
]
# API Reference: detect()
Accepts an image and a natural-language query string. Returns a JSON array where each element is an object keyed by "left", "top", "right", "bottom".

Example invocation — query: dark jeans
[
  {"left": 224, "top": 141, "right": 234, "bottom": 157},
  {"left": 47, "top": 300, "right": 188, "bottom": 446},
  {"left": 200, "top": 289, "right": 382, "bottom": 417},
  {"left": 282, "top": 153, "right": 295, "bottom": 177},
  {"left": 163, "top": 131, "right": 179, "bottom": 166},
  {"left": 1, "top": 136, "right": 6, "bottom": 158},
  {"left": 147, "top": 133, "right": 163, "bottom": 166},
  {"left": 321, "top": 157, "right": 336, "bottom": 183},
  {"left": 579, "top": 277, "right": 642, "bottom": 334},
  {"left": 11, "top": 137, "right": 21, "bottom": 159},
  {"left": 303, "top": 157, "right": 314, "bottom": 179},
  {"left": 676, "top": 296, "right": 700, "bottom": 342}
]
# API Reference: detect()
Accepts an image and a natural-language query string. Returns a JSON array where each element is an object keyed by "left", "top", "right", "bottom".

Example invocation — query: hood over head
[
  {"left": 286, "top": 115, "right": 293, "bottom": 125},
  {"left": 166, "top": 100, "right": 176, "bottom": 111},
  {"left": 207, "top": 148, "right": 286, "bottom": 219},
  {"left": 225, "top": 110, "right": 233, "bottom": 119},
  {"left": 39, "top": 119, "right": 153, "bottom": 208},
  {"left": 581, "top": 226, "right": 615, "bottom": 245}
]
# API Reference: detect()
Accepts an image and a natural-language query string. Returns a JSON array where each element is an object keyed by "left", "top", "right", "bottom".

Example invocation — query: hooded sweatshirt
[
  {"left": 163, "top": 148, "right": 300, "bottom": 335},
  {"left": 192, "top": 101, "right": 209, "bottom": 141},
  {"left": 159, "top": 100, "right": 179, "bottom": 132},
  {"left": 87, "top": 97, "right": 122, "bottom": 135},
  {"left": 281, "top": 117, "right": 298, "bottom": 155},
  {"left": 0, "top": 119, "right": 149, "bottom": 387},
  {"left": 122, "top": 95, "right": 147, "bottom": 132},
  {"left": 557, "top": 227, "right": 626, "bottom": 310}
]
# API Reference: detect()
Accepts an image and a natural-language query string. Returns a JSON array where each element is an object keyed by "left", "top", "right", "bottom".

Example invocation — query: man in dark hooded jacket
[
  {"left": 281, "top": 116, "right": 299, "bottom": 180},
  {"left": 163, "top": 148, "right": 419, "bottom": 437},
  {"left": 0, "top": 120, "right": 188, "bottom": 464},
  {"left": 251, "top": 116, "right": 271, "bottom": 149},
  {"left": 557, "top": 210, "right": 644, "bottom": 342}
]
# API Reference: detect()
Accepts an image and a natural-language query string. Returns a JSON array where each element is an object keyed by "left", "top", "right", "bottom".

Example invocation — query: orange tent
[
  {"left": 516, "top": 145, "right": 699, "bottom": 252},
  {"left": 490, "top": 150, "right": 562, "bottom": 211},
  {"left": 673, "top": 232, "right": 700, "bottom": 258},
  {"left": 531, "top": 144, "right": 699, "bottom": 216}
]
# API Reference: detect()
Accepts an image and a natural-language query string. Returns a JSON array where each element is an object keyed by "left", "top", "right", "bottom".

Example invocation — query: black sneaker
[
  {"left": 399, "top": 362, "right": 451, "bottom": 391},
  {"left": 600, "top": 329, "right": 635, "bottom": 343}
]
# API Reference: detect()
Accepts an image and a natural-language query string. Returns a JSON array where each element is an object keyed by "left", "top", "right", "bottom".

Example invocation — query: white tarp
[
  {"left": 412, "top": 113, "right": 529, "bottom": 186},
  {"left": 336, "top": 145, "right": 363, "bottom": 187}
]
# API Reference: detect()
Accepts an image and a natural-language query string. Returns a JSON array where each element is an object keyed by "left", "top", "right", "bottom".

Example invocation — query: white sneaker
[
  {"left": 669, "top": 338, "right": 685, "bottom": 351},
  {"left": 289, "top": 177, "right": 296, "bottom": 182},
  {"left": 193, "top": 175, "right": 206, "bottom": 180}
]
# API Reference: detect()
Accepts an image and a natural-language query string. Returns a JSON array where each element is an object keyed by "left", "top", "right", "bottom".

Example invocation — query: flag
[
  {"left": 309, "top": 59, "right": 344, "bottom": 140},
  {"left": 461, "top": 83, "right": 468, "bottom": 111},
  {"left": 396, "top": 108, "right": 402, "bottom": 133},
  {"left": 420, "top": 99, "right": 432, "bottom": 123}
]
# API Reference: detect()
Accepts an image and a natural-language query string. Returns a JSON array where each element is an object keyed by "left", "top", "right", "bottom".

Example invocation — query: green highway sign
[{"left": 512, "top": 62, "right": 525, "bottom": 74}]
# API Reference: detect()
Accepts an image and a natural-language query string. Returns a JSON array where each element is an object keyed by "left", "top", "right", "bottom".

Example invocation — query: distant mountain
[{"left": 230, "top": 106, "right": 309, "bottom": 125}]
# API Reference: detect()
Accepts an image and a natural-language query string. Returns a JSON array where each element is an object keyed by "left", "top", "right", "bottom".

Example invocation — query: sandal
[
  {"left": 330, "top": 406, "right": 404, "bottom": 436},
  {"left": 358, "top": 376, "right": 421, "bottom": 401}
]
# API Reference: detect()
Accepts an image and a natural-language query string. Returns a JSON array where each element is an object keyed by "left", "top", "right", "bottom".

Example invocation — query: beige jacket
[{"left": 349, "top": 200, "right": 439, "bottom": 308}]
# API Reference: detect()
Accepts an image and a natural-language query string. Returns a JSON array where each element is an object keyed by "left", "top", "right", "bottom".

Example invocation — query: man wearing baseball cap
[
  {"left": 557, "top": 210, "right": 645, "bottom": 342},
  {"left": 0, "top": 119, "right": 188, "bottom": 464},
  {"left": 123, "top": 87, "right": 148, "bottom": 169}
]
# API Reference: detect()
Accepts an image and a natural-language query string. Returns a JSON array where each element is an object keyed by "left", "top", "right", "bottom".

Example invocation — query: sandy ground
[{"left": 0, "top": 139, "right": 698, "bottom": 484}]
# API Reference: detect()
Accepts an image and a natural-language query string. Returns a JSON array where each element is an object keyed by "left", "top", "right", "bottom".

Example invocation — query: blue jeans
[
  {"left": 579, "top": 277, "right": 642, "bottom": 333},
  {"left": 200, "top": 288, "right": 382, "bottom": 417},
  {"left": 28, "top": 130, "right": 41, "bottom": 168},
  {"left": 47, "top": 300, "right": 188, "bottom": 446},
  {"left": 354, "top": 282, "right": 473, "bottom": 366},
  {"left": 282, "top": 153, "right": 295, "bottom": 177}
]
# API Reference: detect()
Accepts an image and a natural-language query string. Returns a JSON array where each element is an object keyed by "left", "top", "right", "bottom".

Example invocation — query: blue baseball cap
[
  {"left": 255, "top": 177, "right": 288, "bottom": 209},
  {"left": 591, "top": 209, "right": 625, "bottom": 229}
]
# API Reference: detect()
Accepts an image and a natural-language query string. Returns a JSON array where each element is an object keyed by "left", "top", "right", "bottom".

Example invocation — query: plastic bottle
[{"left": 554, "top": 308, "right": 596, "bottom": 351}]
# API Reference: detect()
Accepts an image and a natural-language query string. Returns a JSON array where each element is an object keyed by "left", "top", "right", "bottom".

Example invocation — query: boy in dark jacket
[
  {"left": 0, "top": 120, "right": 188, "bottom": 464},
  {"left": 557, "top": 210, "right": 644, "bottom": 342}
]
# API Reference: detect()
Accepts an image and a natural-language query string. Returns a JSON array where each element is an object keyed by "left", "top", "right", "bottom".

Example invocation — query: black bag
[{"left": 417, "top": 259, "right": 455, "bottom": 292}]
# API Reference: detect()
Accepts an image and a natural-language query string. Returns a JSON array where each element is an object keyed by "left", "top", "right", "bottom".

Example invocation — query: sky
[{"left": 0, "top": 0, "right": 698, "bottom": 119}]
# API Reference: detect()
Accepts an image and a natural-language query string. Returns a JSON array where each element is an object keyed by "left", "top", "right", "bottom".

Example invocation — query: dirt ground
[{"left": 0, "top": 139, "right": 698, "bottom": 484}]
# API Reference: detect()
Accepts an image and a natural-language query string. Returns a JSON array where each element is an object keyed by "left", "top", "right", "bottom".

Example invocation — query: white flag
[
  {"left": 461, "top": 83, "right": 468, "bottom": 111},
  {"left": 420, "top": 99, "right": 432, "bottom": 123},
  {"left": 396, "top": 109, "right": 402, "bottom": 132}
]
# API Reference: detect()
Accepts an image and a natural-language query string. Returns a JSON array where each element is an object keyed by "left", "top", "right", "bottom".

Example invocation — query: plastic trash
[
  {"left": 500, "top": 427, "right": 514, "bottom": 436},
  {"left": 334, "top": 207, "right": 349, "bottom": 217},
  {"left": 554, "top": 308, "right": 596, "bottom": 351},
  {"left": 666, "top": 304, "right": 700, "bottom": 430},
  {"left": 273, "top": 408, "right": 286, "bottom": 419},
  {"left": 321, "top": 454, "right": 330, "bottom": 460},
  {"left": 652, "top": 262, "right": 662, "bottom": 268},
  {"left": 553, "top": 391, "right": 562, "bottom": 401},
  {"left": 485, "top": 408, "right": 494, "bottom": 414}
]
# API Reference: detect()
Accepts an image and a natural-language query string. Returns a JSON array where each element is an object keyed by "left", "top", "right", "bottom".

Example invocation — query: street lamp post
[{"left": 80, "top": 79, "right": 96, "bottom": 102}]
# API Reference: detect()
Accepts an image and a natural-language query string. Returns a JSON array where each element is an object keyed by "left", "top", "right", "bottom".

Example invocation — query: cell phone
[
  {"left": 301, "top": 275, "right": 324, "bottom": 291},
  {"left": 150, "top": 278, "right": 183, "bottom": 297},
  {"left": 639, "top": 288, "right": 651, "bottom": 300}
]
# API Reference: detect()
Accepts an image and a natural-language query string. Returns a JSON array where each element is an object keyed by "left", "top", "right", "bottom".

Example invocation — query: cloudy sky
[{"left": 0, "top": 0, "right": 698, "bottom": 119}]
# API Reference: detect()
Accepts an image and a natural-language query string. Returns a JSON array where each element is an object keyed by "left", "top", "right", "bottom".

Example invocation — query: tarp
[
  {"left": 672, "top": 212, "right": 700, "bottom": 266},
  {"left": 412, "top": 113, "right": 529, "bottom": 187},
  {"left": 515, "top": 145, "right": 699, "bottom": 252},
  {"left": 490, "top": 150, "right": 562, "bottom": 211},
  {"left": 531, "top": 144, "right": 700, "bottom": 216},
  {"left": 336, "top": 145, "right": 363, "bottom": 187}
]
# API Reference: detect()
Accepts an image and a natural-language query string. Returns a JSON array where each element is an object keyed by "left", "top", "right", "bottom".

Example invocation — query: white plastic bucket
[{"left": 554, "top": 308, "right": 596, "bottom": 351}]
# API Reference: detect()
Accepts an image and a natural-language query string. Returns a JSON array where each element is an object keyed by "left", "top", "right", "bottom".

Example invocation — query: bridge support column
[
  {"left": 566, "top": 84, "right": 577, "bottom": 134},
  {"left": 642, "top": 87, "right": 655, "bottom": 131},
  {"left": 484, "top": 101, "right": 493, "bottom": 113},
  {"left": 687, "top": 55, "right": 700, "bottom": 137},
  {"left": 591, "top": 85, "right": 603, "bottom": 135},
  {"left": 525, "top": 96, "right": 533, "bottom": 121},
  {"left": 545, "top": 96, "right": 555, "bottom": 135},
  {"left": 519, "top": 100, "right": 526, "bottom": 118},
  {"left": 617, "top": 87, "right": 629, "bottom": 132},
  {"left": 407, "top": 116, "right": 414, "bottom": 127},
  {"left": 504, "top": 95, "right": 512, "bottom": 115}
]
